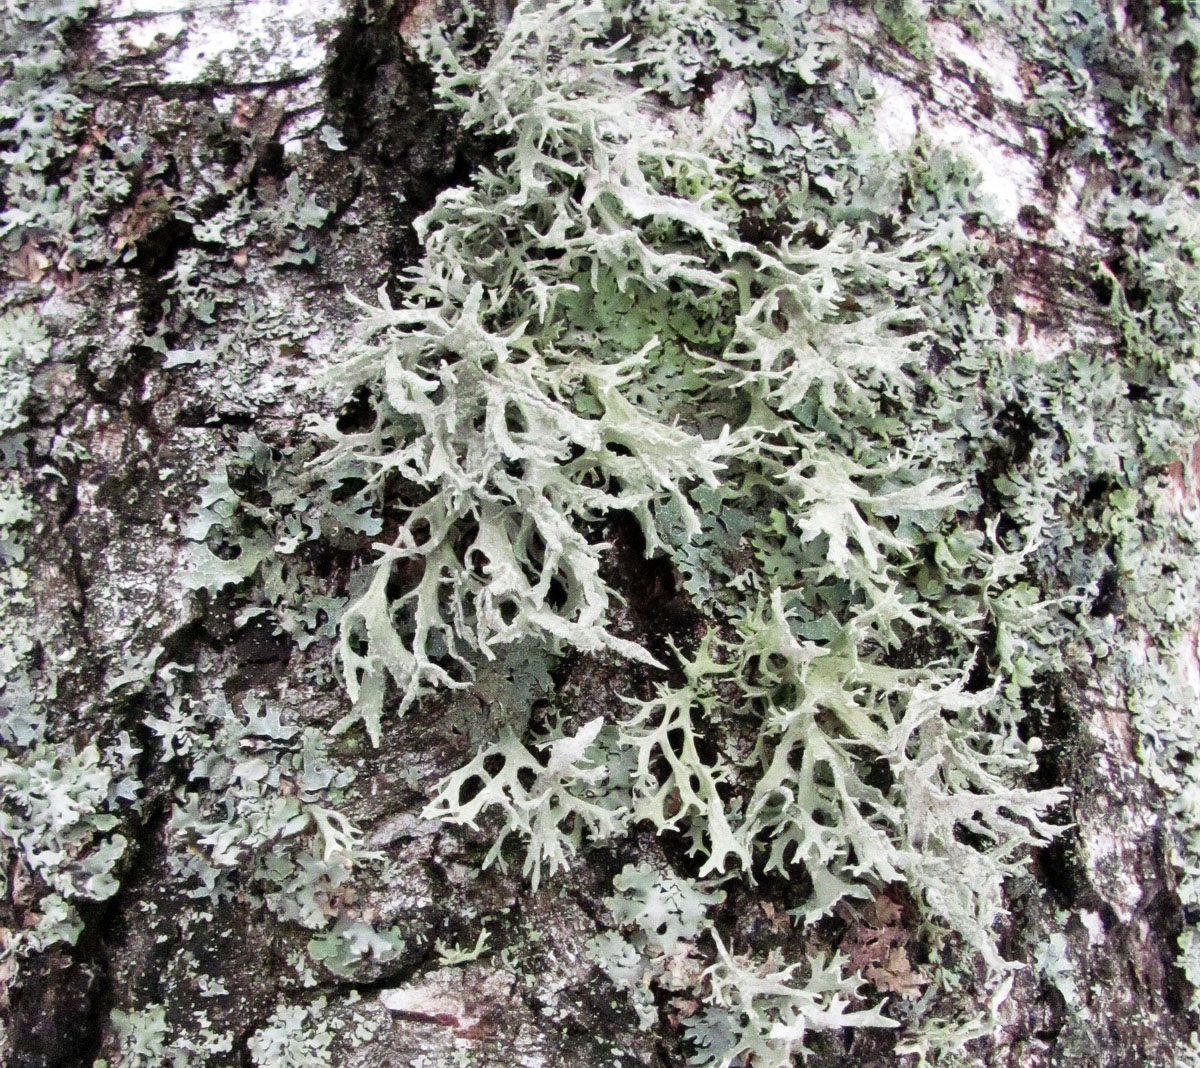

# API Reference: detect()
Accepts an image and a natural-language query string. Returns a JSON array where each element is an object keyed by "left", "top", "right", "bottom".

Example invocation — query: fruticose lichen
[
  {"left": 6, "top": 0, "right": 1200, "bottom": 1063},
  {"left": 186, "top": 0, "right": 1082, "bottom": 1059}
]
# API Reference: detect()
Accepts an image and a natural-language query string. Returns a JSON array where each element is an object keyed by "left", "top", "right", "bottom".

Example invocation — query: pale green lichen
[
  {"left": 144, "top": 684, "right": 376, "bottom": 930},
  {"left": 100, "top": 1002, "right": 235, "bottom": 1068},
  {"left": 952, "top": 0, "right": 1200, "bottom": 1037},
  {"left": 685, "top": 932, "right": 898, "bottom": 1068},
  {"left": 0, "top": 0, "right": 117, "bottom": 266},
  {"left": 0, "top": 0, "right": 123, "bottom": 970},
  {"left": 174, "top": 0, "right": 1073, "bottom": 1057},
  {"left": 423, "top": 716, "right": 625, "bottom": 889},
  {"left": 245, "top": 996, "right": 378, "bottom": 1068},
  {"left": 173, "top": 0, "right": 1072, "bottom": 1057},
  {"left": 158, "top": 0, "right": 1200, "bottom": 1061}
]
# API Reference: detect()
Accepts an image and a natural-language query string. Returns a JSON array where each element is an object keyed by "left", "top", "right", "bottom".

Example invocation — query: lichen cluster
[
  {"left": 0, "top": 1, "right": 369, "bottom": 1062},
  {"left": 189, "top": 0, "right": 1077, "bottom": 1059},
  {"left": 948, "top": 0, "right": 1200, "bottom": 1031},
  {"left": 0, "top": 0, "right": 140, "bottom": 970},
  {"left": 6, "top": 0, "right": 1200, "bottom": 1064}
]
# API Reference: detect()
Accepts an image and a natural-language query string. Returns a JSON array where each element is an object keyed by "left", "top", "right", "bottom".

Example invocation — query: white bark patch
[
  {"left": 378, "top": 968, "right": 517, "bottom": 1038},
  {"left": 378, "top": 985, "right": 467, "bottom": 1023},
  {"left": 871, "top": 77, "right": 919, "bottom": 152},
  {"left": 1003, "top": 311, "right": 1074, "bottom": 366},
  {"left": 920, "top": 114, "right": 1040, "bottom": 226},
  {"left": 365, "top": 811, "right": 440, "bottom": 849},
  {"left": 1086, "top": 683, "right": 1137, "bottom": 762},
  {"left": 1080, "top": 910, "right": 1105, "bottom": 945},
  {"left": 824, "top": 6, "right": 877, "bottom": 37},
  {"left": 926, "top": 19, "right": 1026, "bottom": 104},
  {"left": 1079, "top": 792, "right": 1154, "bottom": 923},
  {"left": 97, "top": 0, "right": 342, "bottom": 85},
  {"left": 1163, "top": 443, "right": 1200, "bottom": 515},
  {"left": 1052, "top": 166, "right": 1092, "bottom": 245},
  {"left": 1173, "top": 618, "right": 1200, "bottom": 698},
  {"left": 399, "top": 0, "right": 439, "bottom": 39}
]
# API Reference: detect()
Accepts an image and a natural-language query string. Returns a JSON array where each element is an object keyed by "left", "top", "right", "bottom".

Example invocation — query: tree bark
[{"left": 0, "top": 1, "right": 1195, "bottom": 1067}]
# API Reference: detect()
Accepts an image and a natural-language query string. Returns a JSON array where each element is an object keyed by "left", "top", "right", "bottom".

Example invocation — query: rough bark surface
[{"left": 0, "top": 2, "right": 1196, "bottom": 1067}]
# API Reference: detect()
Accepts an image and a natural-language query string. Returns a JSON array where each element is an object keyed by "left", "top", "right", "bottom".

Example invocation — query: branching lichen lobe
[{"left": 6, "top": 0, "right": 1200, "bottom": 1065}]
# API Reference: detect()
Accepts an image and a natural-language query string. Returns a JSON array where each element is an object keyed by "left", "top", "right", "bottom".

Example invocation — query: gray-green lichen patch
[
  {"left": 5, "top": 0, "right": 1200, "bottom": 1065},
  {"left": 0, "top": 0, "right": 492, "bottom": 1063},
  {"left": 174, "top": 0, "right": 1082, "bottom": 1060}
]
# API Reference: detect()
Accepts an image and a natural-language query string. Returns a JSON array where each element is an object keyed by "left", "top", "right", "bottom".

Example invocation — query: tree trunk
[{"left": 0, "top": 1, "right": 1196, "bottom": 1066}]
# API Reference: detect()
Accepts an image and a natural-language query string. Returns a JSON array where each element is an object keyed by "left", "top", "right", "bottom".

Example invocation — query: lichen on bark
[{"left": 1, "top": 1, "right": 1199, "bottom": 1067}]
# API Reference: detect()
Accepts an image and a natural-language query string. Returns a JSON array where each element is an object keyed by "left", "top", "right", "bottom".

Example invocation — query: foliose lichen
[
  {"left": 185, "top": 0, "right": 1083, "bottom": 1059},
  {"left": 7, "top": 0, "right": 1200, "bottom": 1063}
]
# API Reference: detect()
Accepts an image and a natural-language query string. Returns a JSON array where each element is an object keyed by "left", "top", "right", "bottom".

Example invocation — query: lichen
[
  {"left": 4, "top": 0, "right": 1197, "bottom": 1062},
  {"left": 182, "top": 0, "right": 1094, "bottom": 1059}
]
